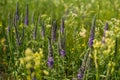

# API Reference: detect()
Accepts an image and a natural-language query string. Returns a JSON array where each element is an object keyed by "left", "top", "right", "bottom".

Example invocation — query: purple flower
[
  {"left": 24, "top": 4, "right": 28, "bottom": 26},
  {"left": 77, "top": 73, "right": 83, "bottom": 80},
  {"left": 60, "top": 49, "right": 66, "bottom": 57},
  {"left": 51, "top": 20, "right": 57, "bottom": 41},
  {"left": 48, "top": 37, "right": 54, "bottom": 68},
  {"left": 88, "top": 15, "right": 96, "bottom": 48},
  {"left": 47, "top": 56, "right": 54, "bottom": 68}
]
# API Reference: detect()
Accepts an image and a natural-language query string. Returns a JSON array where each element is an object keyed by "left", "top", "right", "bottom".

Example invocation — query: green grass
[{"left": 0, "top": 0, "right": 120, "bottom": 80}]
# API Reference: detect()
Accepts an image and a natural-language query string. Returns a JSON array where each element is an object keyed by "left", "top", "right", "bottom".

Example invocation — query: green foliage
[{"left": 0, "top": 0, "right": 120, "bottom": 80}]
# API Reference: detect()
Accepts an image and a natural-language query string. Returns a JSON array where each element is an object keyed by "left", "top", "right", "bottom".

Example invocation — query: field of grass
[{"left": 0, "top": 0, "right": 120, "bottom": 80}]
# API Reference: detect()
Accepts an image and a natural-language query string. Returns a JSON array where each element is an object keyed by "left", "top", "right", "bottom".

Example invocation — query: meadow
[{"left": 0, "top": 0, "right": 120, "bottom": 80}]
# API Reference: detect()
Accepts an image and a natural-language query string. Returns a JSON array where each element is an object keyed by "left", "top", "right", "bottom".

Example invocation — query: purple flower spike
[
  {"left": 48, "top": 37, "right": 54, "bottom": 68},
  {"left": 88, "top": 15, "right": 96, "bottom": 48},
  {"left": 77, "top": 73, "right": 83, "bottom": 80},
  {"left": 60, "top": 49, "right": 66, "bottom": 57},
  {"left": 51, "top": 20, "right": 57, "bottom": 41},
  {"left": 24, "top": 4, "right": 28, "bottom": 26},
  {"left": 47, "top": 56, "right": 54, "bottom": 68}
]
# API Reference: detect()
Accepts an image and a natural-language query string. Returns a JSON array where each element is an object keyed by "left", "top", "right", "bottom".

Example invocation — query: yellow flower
[
  {"left": 34, "top": 52, "right": 39, "bottom": 58},
  {"left": 27, "top": 75, "right": 31, "bottom": 80},
  {"left": 34, "top": 60, "right": 40, "bottom": 67},
  {"left": 103, "top": 49, "right": 111, "bottom": 55},
  {"left": 24, "top": 56, "right": 33, "bottom": 62},
  {"left": 31, "top": 72, "right": 35, "bottom": 77},
  {"left": 19, "top": 58, "right": 24, "bottom": 65},
  {"left": 39, "top": 48, "right": 44, "bottom": 58},
  {"left": 79, "top": 28, "right": 86, "bottom": 38},
  {"left": 25, "top": 48, "right": 33, "bottom": 56},
  {"left": 93, "top": 39, "right": 101, "bottom": 48},
  {"left": 26, "top": 63, "right": 32, "bottom": 69},
  {"left": 19, "top": 23, "right": 23, "bottom": 28},
  {"left": 1, "top": 38, "right": 6, "bottom": 45},
  {"left": 43, "top": 70, "right": 49, "bottom": 75}
]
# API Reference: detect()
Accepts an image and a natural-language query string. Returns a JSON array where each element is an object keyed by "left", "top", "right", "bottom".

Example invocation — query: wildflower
[
  {"left": 59, "top": 17, "right": 66, "bottom": 56},
  {"left": 24, "top": 56, "right": 33, "bottom": 62},
  {"left": 43, "top": 70, "right": 49, "bottom": 75},
  {"left": 47, "top": 56, "right": 54, "bottom": 68},
  {"left": 47, "top": 37, "right": 54, "bottom": 68},
  {"left": 51, "top": 20, "right": 57, "bottom": 41},
  {"left": 77, "top": 73, "right": 83, "bottom": 80},
  {"left": 1, "top": 38, "right": 6, "bottom": 46},
  {"left": 25, "top": 48, "right": 33, "bottom": 56},
  {"left": 79, "top": 28, "right": 86, "bottom": 38},
  {"left": 88, "top": 15, "right": 96, "bottom": 48},
  {"left": 19, "top": 58, "right": 24, "bottom": 65},
  {"left": 26, "top": 63, "right": 32, "bottom": 69},
  {"left": 39, "top": 48, "right": 43, "bottom": 55},
  {"left": 24, "top": 4, "right": 29, "bottom": 26},
  {"left": 60, "top": 49, "right": 66, "bottom": 57},
  {"left": 93, "top": 39, "right": 101, "bottom": 49}
]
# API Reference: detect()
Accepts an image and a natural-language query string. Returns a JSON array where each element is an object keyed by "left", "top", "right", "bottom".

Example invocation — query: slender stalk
[
  {"left": 93, "top": 50, "right": 99, "bottom": 80},
  {"left": 13, "top": 13, "right": 20, "bottom": 46}
]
